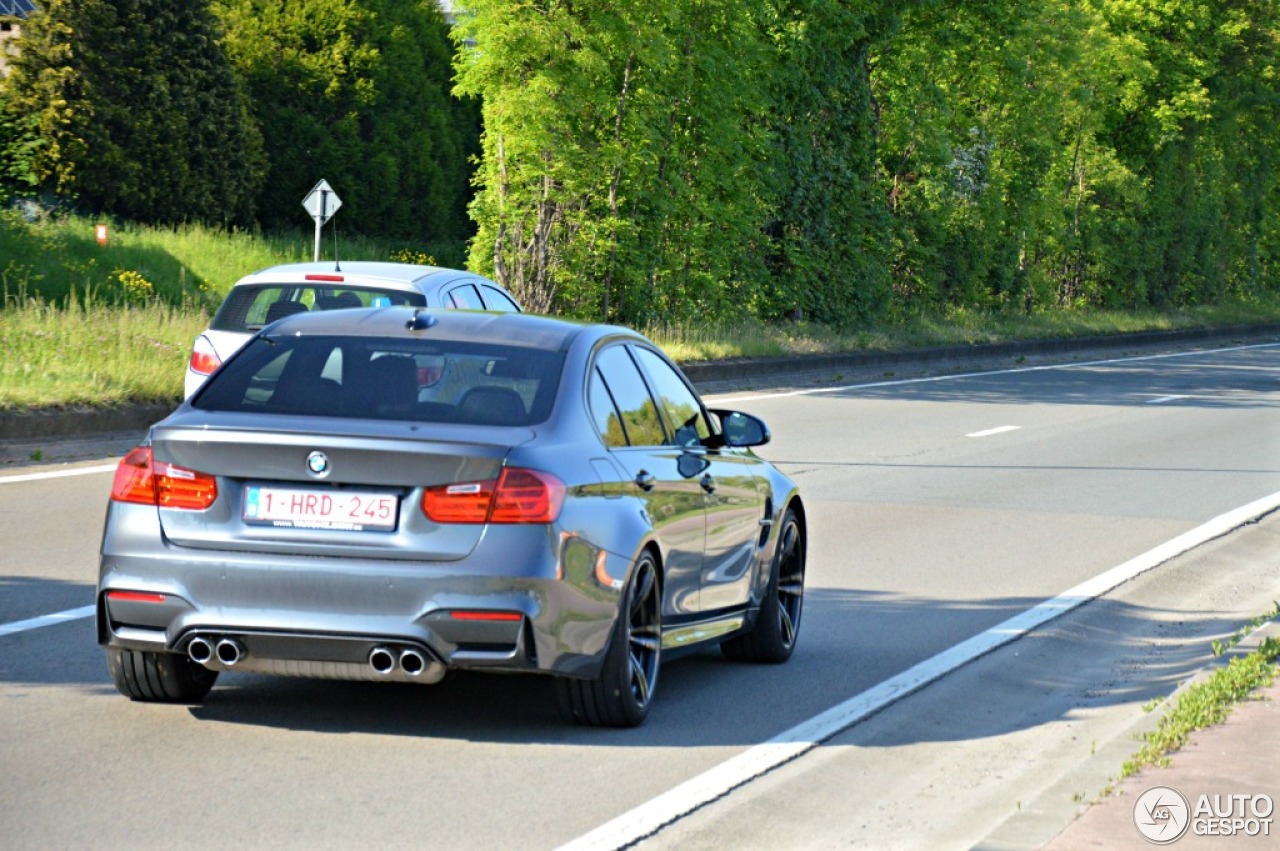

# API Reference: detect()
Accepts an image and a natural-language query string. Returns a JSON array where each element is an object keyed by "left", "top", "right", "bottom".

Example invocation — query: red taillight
[
  {"left": 421, "top": 468, "right": 565, "bottom": 525},
  {"left": 111, "top": 447, "right": 157, "bottom": 504},
  {"left": 489, "top": 469, "right": 565, "bottom": 523},
  {"left": 155, "top": 462, "right": 219, "bottom": 510},
  {"left": 106, "top": 590, "right": 168, "bottom": 604},
  {"left": 110, "top": 446, "right": 218, "bottom": 510},
  {"left": 422, "top": 480, "right": 495, "bottom": 523},
  {"left": 189, "top": 337, "right": 221, "bottom": 376},
  {"left": 305, "top": 274, "right": 345, "bottom": 282}
]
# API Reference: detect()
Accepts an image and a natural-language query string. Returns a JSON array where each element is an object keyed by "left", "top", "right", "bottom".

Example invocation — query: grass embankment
[
  {"left": 0, "top": 212, "right": 461, "bottom": 408},
  {"left": 1, "top": 295, "right": 207, "bottom": 408},
  {"left": 3, "top": 212, "right": 1280, "bottom": 408}
]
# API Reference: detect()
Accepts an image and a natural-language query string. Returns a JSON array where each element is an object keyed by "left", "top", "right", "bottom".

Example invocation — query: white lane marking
[
  {"left": 1148, "top": 395, "right": 1189, "bottom": 405},
  {"left": 966, "top": 425, "right": 1021, "bottom": 438},
  {"left": 0, "top": 605, "right": 96, "bottom": 638},
  {"left": 558, "top": 489, "right": 1280, "bottom": 851},
  {"left": 0, "top": 464, "right": 116, "bottom": 485},
  {"left": 708, "top": 341, "right": 1280, "bottom": 405}
]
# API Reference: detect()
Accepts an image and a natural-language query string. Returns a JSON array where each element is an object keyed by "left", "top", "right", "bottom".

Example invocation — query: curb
[
  {"left": 676, "top": 323, "right": 1280, "bottom": 384},
  {"left": 977, "top": 618, "right": 1280, "bottom": 850},
  {"left": 0, "top": 400, "right": 178, "bottom": 441}
]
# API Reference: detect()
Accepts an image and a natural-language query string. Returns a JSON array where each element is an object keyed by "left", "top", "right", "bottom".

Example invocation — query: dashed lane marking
[{"left": 966, "top": 425, "right": 1021, "bottom": 438}]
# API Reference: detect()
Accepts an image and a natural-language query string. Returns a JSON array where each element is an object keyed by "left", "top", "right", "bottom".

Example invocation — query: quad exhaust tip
[
  {"left": 216, "top": 638, "right": 245, "bottom": 666},
  {"left": 187, "top": 636, "right": 214, "bottom": 665},
  {"left": 368, "top": 646, "right": 397, "bottom": 675},
  {"left": 400, "top": 648, "right": 427, "bottom": 676}
]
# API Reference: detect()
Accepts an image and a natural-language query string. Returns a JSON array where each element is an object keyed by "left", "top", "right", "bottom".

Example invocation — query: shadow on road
[{"left": 0, "top": 576, "right": 1249, "bottom": 748}]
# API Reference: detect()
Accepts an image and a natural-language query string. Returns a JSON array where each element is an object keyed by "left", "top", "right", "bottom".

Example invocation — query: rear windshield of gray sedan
[{"left": 194, "top": 336, "right": 564, "bottom": 426}]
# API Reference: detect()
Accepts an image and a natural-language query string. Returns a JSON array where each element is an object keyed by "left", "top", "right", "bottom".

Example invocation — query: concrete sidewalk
[{"left": 1040, "top": 641, "right": 1279, "bottom": 850}]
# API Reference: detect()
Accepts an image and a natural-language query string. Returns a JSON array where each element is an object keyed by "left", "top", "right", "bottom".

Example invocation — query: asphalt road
[{"left": 1, "top": 340, "right": 1278, "bottom": 850}]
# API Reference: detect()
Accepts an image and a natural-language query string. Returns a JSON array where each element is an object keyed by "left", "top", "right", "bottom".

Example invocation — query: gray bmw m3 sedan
[{"left": 98, "top": 308, "right": 806, "bottom": 726}]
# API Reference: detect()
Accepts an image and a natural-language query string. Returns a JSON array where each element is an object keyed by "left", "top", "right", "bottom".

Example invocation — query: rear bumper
[{"left": 98, "top": 506, "right": 629, "bottom": 682}]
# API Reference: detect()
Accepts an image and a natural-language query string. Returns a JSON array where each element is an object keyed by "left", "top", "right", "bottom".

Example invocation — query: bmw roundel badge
[{"left": 306, "top": 451, "right": 330, "bottom": 478}]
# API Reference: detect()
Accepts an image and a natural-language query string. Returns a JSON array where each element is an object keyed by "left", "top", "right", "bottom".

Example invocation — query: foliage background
[
  {"left": 455, "top": 0, "right": 1278, "bottom": 324},
  {"left": 0, "top": 0, "right": 1276, "bottom": 329}
]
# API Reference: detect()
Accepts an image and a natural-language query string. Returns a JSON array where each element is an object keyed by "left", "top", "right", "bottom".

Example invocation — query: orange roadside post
[{"left": 95, "top": 224, "right": 108, "bottom": 246}]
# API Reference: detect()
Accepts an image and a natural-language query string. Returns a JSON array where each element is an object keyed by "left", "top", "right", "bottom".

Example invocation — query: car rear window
[
  {"left": 193, "top": 335, "right": 564, "bottom": 426},
  {"left": 211, "top": 285, "right": 427, "bottom": 333}
]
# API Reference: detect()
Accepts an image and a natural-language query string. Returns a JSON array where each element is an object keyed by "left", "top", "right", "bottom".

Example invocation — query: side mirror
[{"left": 708, "top": 409, "right": 771, "bottom": 448}]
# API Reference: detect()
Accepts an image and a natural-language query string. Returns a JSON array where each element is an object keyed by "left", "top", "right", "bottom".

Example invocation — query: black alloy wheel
[
  {"left": 556, "top": 551, "right": 662, "bottom": 727},
  {"left": 722, "top": 506, "right": 805, "bottom": 664}
]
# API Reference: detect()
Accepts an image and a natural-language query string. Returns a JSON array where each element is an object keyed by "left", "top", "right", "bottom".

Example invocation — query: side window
[
  {"left": 481, "top": 285, "right": 521, "bottom": 313},
  {"left": 593, "top": 346, "right": 666, "bottom": 447},
  {"left": 446, "top": 284, "right": 484, "bottom": 309},
  {"left": 633, "top": 348, "right": 711, "bottom": 447},
  {"left": 589, "top": 369, "right": 628, "bottom": 448}
]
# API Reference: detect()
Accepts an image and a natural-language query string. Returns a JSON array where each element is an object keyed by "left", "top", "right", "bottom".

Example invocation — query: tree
[
  {"left": 213, "top": 0, "right": 479, "bottom": 242},
  {"left": 0, "top": 86, "right": 41, "bottom": 204},
  {"left": 3, "top": 0, "right": 264, "bottom": 225},
  {"left": 1090, "top": 0, "right": 1280, "bottom": 306},
  {"left": 872, "top": 0, "right": 1279, "bottom": 315},
  {"left": 758, "top": 0, "right": 898, "bottom": 325},
  {"left": 454, "top": 0, "right": 896, "bottom": 325}
]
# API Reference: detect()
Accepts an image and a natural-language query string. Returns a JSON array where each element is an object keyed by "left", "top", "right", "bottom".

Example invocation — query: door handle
[
  {"left": 700, "top": 474, "right": 716, "bottom": 494},
  {"left": 635, "top": 471, "right": 656, "bottom": 492}
]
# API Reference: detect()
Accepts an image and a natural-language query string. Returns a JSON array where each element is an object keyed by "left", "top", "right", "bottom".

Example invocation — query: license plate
[{"left": 243, "top": 485, "right": 398, "bottom": 532}]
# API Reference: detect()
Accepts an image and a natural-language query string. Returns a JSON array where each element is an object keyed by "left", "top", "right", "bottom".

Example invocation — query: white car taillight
[{"left": 189, "top": 336, "right": 221, "bottom": 376}]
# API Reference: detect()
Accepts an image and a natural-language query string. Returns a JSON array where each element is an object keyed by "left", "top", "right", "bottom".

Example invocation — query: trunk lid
[{"left": 152, "top": 412, "right": 532, "bottom": 561}]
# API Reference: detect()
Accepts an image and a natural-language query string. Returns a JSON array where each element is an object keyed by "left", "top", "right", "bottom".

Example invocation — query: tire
[
  {"left": 106, "top": 647, "right": 218, "bottom": 703},
  {"left": 722, "top": 506, "right": 804, "bottom": 664},
  {"left": 556, "top": 552, "right": 662, "bottom": 727}
]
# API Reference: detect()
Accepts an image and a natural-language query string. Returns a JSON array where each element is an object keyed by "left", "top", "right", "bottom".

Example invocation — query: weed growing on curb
[
  {"left": 1211, "top": 601, "right": 1280, "bottom": 657},
  {"left": 1120, "top": 636, "right": 1280, "bottom": 779}
]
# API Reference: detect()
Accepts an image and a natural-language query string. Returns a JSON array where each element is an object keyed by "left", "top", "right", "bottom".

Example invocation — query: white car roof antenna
[{"left": 331, "top": 217, "right": 342, "bottom": 273}]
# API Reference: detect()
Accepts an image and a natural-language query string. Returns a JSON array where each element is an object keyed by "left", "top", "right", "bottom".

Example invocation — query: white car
[{"left": 186, "top": 262, "right": 521, "bottom": 397}]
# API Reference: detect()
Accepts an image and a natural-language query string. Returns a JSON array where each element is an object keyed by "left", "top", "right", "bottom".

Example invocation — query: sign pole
[{"left": 312, "top": 190, "right": 328, "bottom": 262}]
